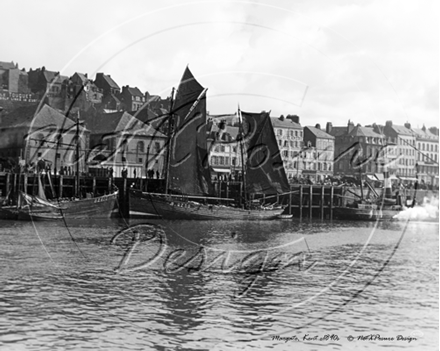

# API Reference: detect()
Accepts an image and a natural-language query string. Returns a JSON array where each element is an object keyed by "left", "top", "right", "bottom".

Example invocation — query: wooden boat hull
[
  {"left": 0, "top": 206, "right": 19, "bottom": 220},
  {"left": 129, "top": 190, "right": 284, "bottom": 220},
  {"left": 16, "top": 191, "right": 119, "bottom": 221},
  {"left": 333, "top": 206, "right": 401, "bottom": 221}
]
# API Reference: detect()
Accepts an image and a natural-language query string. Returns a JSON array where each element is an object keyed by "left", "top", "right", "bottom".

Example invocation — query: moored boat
[
  {"left": 16, "top": 189, "right": 119, "bottom": 221},
  {"left": 129, "top": 67, "right": 289, "bottom": 220}
]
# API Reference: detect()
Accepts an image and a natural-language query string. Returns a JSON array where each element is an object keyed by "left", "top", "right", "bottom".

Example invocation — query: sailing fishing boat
[
  {"left": 15, "top": 114, "right": 119, "bottom": 221},
  {"left": 129, "top": 67, "right": 290, "bottom": 220}
]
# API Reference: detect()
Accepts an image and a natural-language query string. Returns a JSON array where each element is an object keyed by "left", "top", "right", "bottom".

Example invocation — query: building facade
[
  {"left": 207, "top": 121, "right": 242, "bottom": 180},
  {"left": 121, "top": 86, "right": 145, "bottom": 111},
  {"left": 0, "top": 104, "right": 89, "bottom": 174},
  {"left": 412, "top": 126, "right": 439, "bottom": 186},
  {"left": 85, "top": 111, "right": 167, "bottom": 178},
  {"left": 302, "top": 125, "right": 334, "bottom": 181},
  {"left": 271, "top": 115, "right": 303, "bottom": 180},
  {"left": 328, "top": 121, "right": 397, "bottom": 178},
  {"left": 376, "top": 121, "right": 417, "bottom": 179}
]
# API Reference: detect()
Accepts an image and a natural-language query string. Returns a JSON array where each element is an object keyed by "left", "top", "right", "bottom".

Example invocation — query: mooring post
[
  {"left": 59, "top": 176, "right": 63, "bottom": 198},
  {"left": 23, "top": 173, "right": 28, "bottom": 194},
  {"left": 108, "top": 177, "right": 112, "bottom": 194},
  {"left": 5, "top": 173, "right": 11, "bottom": 198},
  {"left": 289, "top": 190, "right": 292, "bottom": 215},
  {"left": 92, "top": 177, "right": 96, "bottom": 196},
  {"left": 321, "top": 185, "right": 325, "bottom": 220},
  {"left": 309, "top": 185, "right": 313, "bottom": 219},
  {"left": 330, "top": 186, "right": 334, "bottom": 220},
  {"left": 299, "top": 185, "right": 303, "bottom": 219}
]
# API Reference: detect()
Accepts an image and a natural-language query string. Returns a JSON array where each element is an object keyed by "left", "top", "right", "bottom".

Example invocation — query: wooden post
[
  {"left": 59, "top": 176, "right": 63, "bottom": 198},
  {"left": 239, "top": 181, "right": 243, "bottom": 207},
  {"left": 320, "top": 185, "right": 325, "bottom": 220},
  {"left": 226, "top": 181, "right": 229, "bottom": 199},
  {"left": 92, "top": 177, "right": 96, "bottom": 196},
  {"left": 299, "top": 185, "right": 303, "bottom": 219},
  {"left": 309, "top": 185, "right": 313, "bottom": 219},
  {"left": 342, "top": 186, "right": 347, "bottom": 207},
  {"left": 288, "top": 190, "right": 292, "bottom": 215},
  {"left": 330, "top": 186, "right": 334, "bottom": 220},
  {"left": 108, "top": 177, "right": 112, "bottom": 194},
  {"left": 23, "top": 174, "right": 28, "bottom": 195},
  {"left": 5, "top": 173, "right": 10, "bottom": 198}
]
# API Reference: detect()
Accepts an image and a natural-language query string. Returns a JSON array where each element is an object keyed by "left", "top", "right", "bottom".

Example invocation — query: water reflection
[{"left": 0, "top": 218, "right": 437, "bottom": 350}]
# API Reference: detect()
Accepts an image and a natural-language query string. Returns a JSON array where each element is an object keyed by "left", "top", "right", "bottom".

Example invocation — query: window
[
  {"left": 277, "top": 129, "right": 282, "bottom": 136},
  {"left": 154, "top": 142, "right": 160, "bottom": 154},
  {"left": 137, "top": 141, "right": 145, "bottom": 153},
  {"left": 211, "top": 156, "right": 217, "bottom": 165},
  {"left": 225, "top": 157, "right": 230, "bottom": 165},
  {"left": 232, "top": 157, "right": 236, "bottom": 166}
]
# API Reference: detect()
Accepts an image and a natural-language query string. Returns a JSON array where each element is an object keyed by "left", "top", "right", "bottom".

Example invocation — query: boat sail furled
[{"left": 129, "top": 67, "right": 288, "bottom": 220}]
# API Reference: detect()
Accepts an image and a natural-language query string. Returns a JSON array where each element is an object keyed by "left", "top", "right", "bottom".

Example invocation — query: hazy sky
[{"left": 3, "top": 0, "right": 438, "bottom": 128}]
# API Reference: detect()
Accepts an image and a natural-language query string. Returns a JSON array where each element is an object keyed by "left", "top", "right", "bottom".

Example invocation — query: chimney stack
[
  {"left": 287, "top": 115, "right": 300, "bottom": 124},
  {"left": 326, "top": 122, "right": 332, "bottom": 134},
  {"left": 347, "top": 119, "right": 355, "bottom": 134}
]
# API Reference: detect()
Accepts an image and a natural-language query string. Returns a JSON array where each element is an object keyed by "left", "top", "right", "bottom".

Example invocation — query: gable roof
[
  {"left": 0, "top": 61, "right": 16, "bottom": 70},
  {"left": 73, "top": 72, "right": 88, "bottom": 84},
  {"left": 126, "top": 86, "right": 144, "bottom": 97},
  {"left": 84, "top": 111, "right": 166, "bottom": 138},
  {"left": 349, "top": 125, "right": 383, "bottom": 138},
  {"left": 412, "top": 127, "right": 439, "bottom": 140},
  {"left": 327, "top": 126, "right": 347, "bottom": 137},
  {"left": 96, "top": 73, "right": 120, "bottom": 90},
  {"left": 271, "top": 117, "right": 302, "bottom": 129},
  {"left": 391, "top": 124, "right": 414, "bottom": 136},
  {"left": 1, "top": 104, "right": 76, "bottom": 130},
  {"left": 305, "top": 126, "right": 334, "bottom": 139}
]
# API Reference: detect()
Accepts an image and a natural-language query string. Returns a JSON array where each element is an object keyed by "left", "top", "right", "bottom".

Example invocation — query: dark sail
[
  {"left": 168, "top": 67, "right": 212, "bottom": 195},
  {"left": 241, "top": 111, "right": 290, "bottom": 195}
]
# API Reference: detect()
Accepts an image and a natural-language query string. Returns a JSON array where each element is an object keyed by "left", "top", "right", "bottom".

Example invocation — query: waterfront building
[
  {"left": 411, "top": 125, "right": 439, "bottom": 186},
  {"left": 271, "top": 115, "right": 303, "bottom": 180},
  {"left": 84, "top": 110, "right": 167, "bottom": 178},
  {"left": 0, "top": 104, "right": 89, "bottom": 174},
  {"left": 373, "top": 121, "right": 417, "bottom": 180},
  {"left": 207, "top": 120, "right": 242, "bottom": 180},
  {"left": 302, "top": 125, "right": 334, "bottom": 182},
  {"left": 327, "top": 120, "right": 396, "bottom": 178}
]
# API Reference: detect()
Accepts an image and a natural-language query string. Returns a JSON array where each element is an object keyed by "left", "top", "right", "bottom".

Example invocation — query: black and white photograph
[{"left": 0, "top": 0, "right": 438, "bottom": 350}]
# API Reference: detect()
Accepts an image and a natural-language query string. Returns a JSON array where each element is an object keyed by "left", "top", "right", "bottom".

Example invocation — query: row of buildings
[
  {"left": 0, "top": 61, "right": 170, "bottom": 115},
  {"left": 208, "top": 114, "right": 439, "bottom": 186},
  {"left": 0, "top": 60, "right": 438, "bottom": 187}
]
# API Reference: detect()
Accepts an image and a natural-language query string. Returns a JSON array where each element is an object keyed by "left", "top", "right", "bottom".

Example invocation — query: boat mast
[
  {"left": 164, "top": 88, "right": 175, "bottom": 195},
  {"left": 237, "top": 106, "right": 248, "bottom": 208},
  {"left": 75, "top": 111, "right": 80, "bottom": 198}
]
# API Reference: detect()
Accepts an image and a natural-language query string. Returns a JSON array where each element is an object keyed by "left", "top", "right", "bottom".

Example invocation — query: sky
[{"left": 2, "top": 0, "right": 439, "bottom": 128}]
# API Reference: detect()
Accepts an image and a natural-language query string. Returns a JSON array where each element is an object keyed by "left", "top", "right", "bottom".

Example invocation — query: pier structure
[{"left": 0, "top": 173, "right": 437, "bottom": 220}]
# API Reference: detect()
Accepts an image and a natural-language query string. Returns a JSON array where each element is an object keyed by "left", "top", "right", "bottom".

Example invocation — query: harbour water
[{"left": 0, "top": 218, "right": 438, "bottom": 350}]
